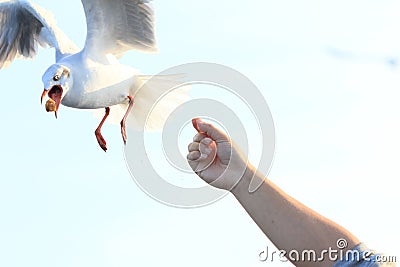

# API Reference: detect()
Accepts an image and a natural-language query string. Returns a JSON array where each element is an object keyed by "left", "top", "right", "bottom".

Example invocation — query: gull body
[{"left": 44, "top": 52, "right": 138, "bottom": 109}]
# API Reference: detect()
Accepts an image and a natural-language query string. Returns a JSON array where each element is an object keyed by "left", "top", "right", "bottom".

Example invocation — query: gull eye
[{"left": 53, "top": 75, "right": 60, "bottom": 81}]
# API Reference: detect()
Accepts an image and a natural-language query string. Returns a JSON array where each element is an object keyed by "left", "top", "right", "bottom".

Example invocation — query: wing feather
[
  {"left": 0, "top": 0, "right": 79, "bottom": 68},
  {"left": 82, "top": 0, "right": 157, "bottom": 59}
]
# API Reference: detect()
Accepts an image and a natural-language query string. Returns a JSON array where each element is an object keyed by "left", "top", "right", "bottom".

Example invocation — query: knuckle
[
  {"left": 194, "top": 133, "right": 206, "bottom": 141},
  {"left": 187, "top": 142, "right": 194, "bottom": 150},
  {"left": 188, "top": 142, "right": 199, "bottom": 151},
  {"left": 200, "top": 137, "right": 212, "bottom": 145},
  {"left": 187, "top": 151, "right": 200, "bottom": 161}
]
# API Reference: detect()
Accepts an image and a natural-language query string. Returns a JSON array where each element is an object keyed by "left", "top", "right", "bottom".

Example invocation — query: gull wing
[
  {"left": 0, "top": 0, "right": 79, "bottom": 68},
  {"left": 81, "top": 0, "right": 157, "bottom": 60}
]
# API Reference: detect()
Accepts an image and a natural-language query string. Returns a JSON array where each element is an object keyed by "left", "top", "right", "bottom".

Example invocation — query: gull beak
[
  {"left": 41, "top": 89, "right": 48, "bottom": 104},
  {"left": 41, "top": 86, "right": 63, "bottom": 119}
]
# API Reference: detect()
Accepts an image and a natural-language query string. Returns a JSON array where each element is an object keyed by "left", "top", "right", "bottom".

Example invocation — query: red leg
[
  {"left": 95, "top": 107, "right": 110, "bottom": 152},
  {"left": 120, "top": 96, "right": 134, "bottom": 145}
]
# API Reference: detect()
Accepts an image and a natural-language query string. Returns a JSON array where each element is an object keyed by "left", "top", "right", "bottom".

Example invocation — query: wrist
[{"left": 230, "top": 164, "right": 257, "bottom": 197}]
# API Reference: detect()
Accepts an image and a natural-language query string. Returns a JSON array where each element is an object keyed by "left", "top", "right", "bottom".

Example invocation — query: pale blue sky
[{"left": 0, "top": 1, "right": 399, "bottom": 266}]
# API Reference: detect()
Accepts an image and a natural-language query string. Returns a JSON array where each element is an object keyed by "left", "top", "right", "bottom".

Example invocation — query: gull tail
[{"left": 93, "top": 74, "right": 189, "bottom": 131}]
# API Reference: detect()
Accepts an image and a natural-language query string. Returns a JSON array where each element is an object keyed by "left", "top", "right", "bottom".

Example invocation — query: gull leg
[
  {"left": 95, "top": 107, "right": 110, "bottom": 152},
  {"left": 120, "top": 96, "right": 134, "bottom": 145}
]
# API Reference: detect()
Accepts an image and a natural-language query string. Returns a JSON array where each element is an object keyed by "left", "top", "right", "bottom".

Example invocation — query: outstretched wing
[
  {"left": 81, "top": 0, "right": 157, "bottom": 60},
  {"left": 0, "top": 0, "right": 79, "bottom": 68}
]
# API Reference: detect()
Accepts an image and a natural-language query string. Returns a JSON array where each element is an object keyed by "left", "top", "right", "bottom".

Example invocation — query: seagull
[{"left": 0, "top": 0, "right": 176, "bottom": 151}]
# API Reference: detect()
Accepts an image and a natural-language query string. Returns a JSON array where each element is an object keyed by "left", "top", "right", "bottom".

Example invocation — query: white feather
[
  {"left": 81, "top": 0, "right": 157, "bottom": 61},
  {"left": 0, "top": 0, "right": 79, "bottom": 67},
  {"left": 93, "top": 75, "right": 189, "bottom": 131}
]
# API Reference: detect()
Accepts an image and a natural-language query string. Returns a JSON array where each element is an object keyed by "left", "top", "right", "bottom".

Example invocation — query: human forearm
[{"left": 232, "top": 169, "right": 360, "bottom": 267}]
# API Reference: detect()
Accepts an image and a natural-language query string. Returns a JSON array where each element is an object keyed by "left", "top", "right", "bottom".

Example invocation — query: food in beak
[
  {"left": 45, "top": 98, "right": 57, "bottom": 112},
  {"left": 41, "top": 85, "right": 63, "bottom": 118}
]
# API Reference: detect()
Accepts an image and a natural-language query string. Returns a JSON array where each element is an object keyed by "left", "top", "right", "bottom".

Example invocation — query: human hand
[{"left": 187, "top": 118, "right": 252, "bottom": 191}]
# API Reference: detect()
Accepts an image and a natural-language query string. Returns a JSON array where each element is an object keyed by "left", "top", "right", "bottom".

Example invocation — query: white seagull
[{"left": 0, "top": 0, "right": 178, "bottom": 151}]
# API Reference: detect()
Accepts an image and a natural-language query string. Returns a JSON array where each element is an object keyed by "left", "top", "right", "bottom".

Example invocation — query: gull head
[{"left": 41, "top": 64, "right": 71, "bottom": 118}]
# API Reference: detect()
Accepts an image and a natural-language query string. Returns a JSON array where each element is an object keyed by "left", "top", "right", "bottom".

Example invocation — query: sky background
[{"left": 0, "top": 0, "right": 399, "bottom": 266}]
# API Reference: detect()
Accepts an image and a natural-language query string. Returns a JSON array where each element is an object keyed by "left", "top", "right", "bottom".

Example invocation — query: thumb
[
  {"left": 191, "top": 118, "right": 202, "bottom": 133},
  {"left": 192, "top": 118, "right": 229, "bottom": 143}
]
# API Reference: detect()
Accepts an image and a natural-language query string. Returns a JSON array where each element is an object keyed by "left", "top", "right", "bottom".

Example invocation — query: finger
[
  {"left": 187, "top": 142, "right": 199, "bottom": 152},
  {"left": 200, "top": 137, "right": 212, "bottom": 146},
  {"left": 192, "top": 118, "right": 201, "bottom": 132},
  {"left": 193, "top": 132, "right": 207, "bottom": 142},
  {"left": 193, "top": 118, "right": 229, "bottom": 143},
  {"left": 199, "top": 138, "right": 214, "bottom": 155},
  {"left": 195, "top": 140, "right": 217, "bottom": 172},
  {"left": 187, "top": 151, "right": 201, "bottom": 161},
  {"left": 187, "top": 155, "right": 200, "bottom": 172},
  {"left": 188, "top": 160, "right": 199, "bottom": 172}
]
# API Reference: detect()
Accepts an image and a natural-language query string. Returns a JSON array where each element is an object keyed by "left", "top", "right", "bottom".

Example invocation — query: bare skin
[{"left": 187, "top": 118, "right": 360, "bottom": 267}]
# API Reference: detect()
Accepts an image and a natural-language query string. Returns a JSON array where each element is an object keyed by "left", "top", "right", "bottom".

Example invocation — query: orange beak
[{"left": 41, "top": 89, "right": 48, "bottom": 104}]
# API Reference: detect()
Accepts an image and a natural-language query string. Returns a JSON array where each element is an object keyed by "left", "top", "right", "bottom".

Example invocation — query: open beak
[
  {"left": 41, "top": 89, "right": 48, "bottom": 104},
  {"left": 41, "top": 86, "right": 63, "bottom": 118}
]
